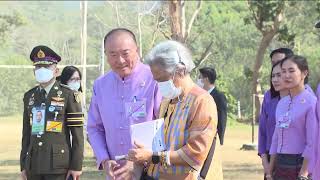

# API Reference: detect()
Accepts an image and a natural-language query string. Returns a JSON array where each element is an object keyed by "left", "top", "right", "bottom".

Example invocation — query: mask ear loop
[{"left": 171, "top": 69, "right": 183, "bottom": 103}]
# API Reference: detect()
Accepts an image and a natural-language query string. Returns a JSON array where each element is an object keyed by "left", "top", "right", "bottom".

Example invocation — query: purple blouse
[{"left": 270, "top": 89, "right": 317, "bottom": 161}]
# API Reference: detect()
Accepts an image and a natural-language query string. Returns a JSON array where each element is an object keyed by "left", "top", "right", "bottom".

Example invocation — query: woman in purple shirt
[
  {"left": 269, "top": 55, "right": 317, "bottom": 180},
  {"left": 259, "top": 60, "right": 288, "bottom": 180}
]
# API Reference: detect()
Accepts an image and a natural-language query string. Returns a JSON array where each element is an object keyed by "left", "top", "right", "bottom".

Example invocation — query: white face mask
[
  {"left": 158, "top": 80, "right": 182, "bottom": 99},
  {"left": 35, "top": 67, "right": 54, "bottom": 83},
  {"left": 67, "top": 82, "right": 81, "bottom": 91},
  {"left": 197, "top": 78, "right": 204, "bottom": 88}
]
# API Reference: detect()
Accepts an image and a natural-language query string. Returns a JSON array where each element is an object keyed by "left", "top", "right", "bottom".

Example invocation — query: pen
[{"left": 115, "top": 155, "right": 128, "bottom": 161}]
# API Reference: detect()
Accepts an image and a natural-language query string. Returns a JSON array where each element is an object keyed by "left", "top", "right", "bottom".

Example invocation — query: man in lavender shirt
[{"left": 87, "top": 28, "right": 162, "bottom": 180}]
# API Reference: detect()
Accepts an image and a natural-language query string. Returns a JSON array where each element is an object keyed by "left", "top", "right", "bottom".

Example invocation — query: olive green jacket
[{"left": 20, "top": 81, "right": 84, "bottom": 174}]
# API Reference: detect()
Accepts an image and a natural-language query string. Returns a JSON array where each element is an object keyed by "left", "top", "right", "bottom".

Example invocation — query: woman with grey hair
[{"left": 128, "top": 40, "right": 217, "bottom": 179}]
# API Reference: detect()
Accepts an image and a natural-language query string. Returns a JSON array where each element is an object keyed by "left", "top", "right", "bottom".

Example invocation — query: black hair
[
  {"left": 269, "top": 48, "right": 293, "bottom": 59},
  {"left": 270, "top": 60, "right": 282, "bottom": 98},
  {"left": 103, "top": 28, "right": 137, "bottom": 48},
  {"left": 199, "top": 67, "right": 217, "bottom": 84},
  {"left": 281, "top": 55, "right": 309, "bottom": 84},
  {"left": 59, "top": 66, "right": 82, "bottom": 92}
]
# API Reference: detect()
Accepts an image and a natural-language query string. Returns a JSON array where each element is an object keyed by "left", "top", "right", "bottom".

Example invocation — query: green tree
[{"left": 245, "top": 1, "right": 286, "bottom": 121}]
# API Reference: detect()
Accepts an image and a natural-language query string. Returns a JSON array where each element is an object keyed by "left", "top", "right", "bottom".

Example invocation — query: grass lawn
[{"left": 0, "top": 115, "right": 263, "bottom": 180}]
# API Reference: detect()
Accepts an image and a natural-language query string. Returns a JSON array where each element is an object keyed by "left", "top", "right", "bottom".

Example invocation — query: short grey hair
[{"left": 144, "top": 40, "right": 195, "bottom": 74}]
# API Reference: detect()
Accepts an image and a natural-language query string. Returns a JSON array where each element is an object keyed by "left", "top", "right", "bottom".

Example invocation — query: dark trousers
[{"left": 27, "top": 173, "right": 67, "bottom": 180}]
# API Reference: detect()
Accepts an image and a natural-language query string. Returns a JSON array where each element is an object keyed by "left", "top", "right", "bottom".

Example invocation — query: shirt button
[
  {"left": 119, "top": 126, "right": 123, "bottom": 129},
  {"left": 61, "top": 149, "right": 65, "bottom": 153},
  {"left": 38, "top": 142, "right": 43, "bottom": 146},
  {"left": 121, "top": 96, "right": 124, "bottom": 99},
  {"left": 120, "top": 142, "right": 124, "bottom": 145}
]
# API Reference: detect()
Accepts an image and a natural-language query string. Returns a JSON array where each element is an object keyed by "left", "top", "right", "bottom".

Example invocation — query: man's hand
[
  {"left": 21, "top": 170, "right": 27, "bottom": 180},
  {"left": 102, "top": 160, "right": 119, "bottom": 180},
  {"left": 66, "top": 170, "right": 82, "bottom": 180},
  {"left": 113, "top": 160, "right": 134, "bottom": 180}
]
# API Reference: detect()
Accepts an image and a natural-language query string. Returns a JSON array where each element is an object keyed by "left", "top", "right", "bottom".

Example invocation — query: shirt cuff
[
  {"left": 302, "top": 145, "right": 312, "bottom": 160},
  {"left": 177, "top": 149, "right": 201, "bottom": 171},
  {"left": 269, "top": 146, "right": 277, "bottom": 155}
]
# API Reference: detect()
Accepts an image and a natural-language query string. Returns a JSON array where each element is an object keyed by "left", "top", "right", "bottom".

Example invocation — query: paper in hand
[{"left": 130, "top": 118, "right": 165, "bottom": 152}]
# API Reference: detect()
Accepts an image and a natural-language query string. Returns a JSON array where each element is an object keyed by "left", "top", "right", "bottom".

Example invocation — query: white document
[{"left": 130, "top": 118, "right": 165, "bottom": 152}]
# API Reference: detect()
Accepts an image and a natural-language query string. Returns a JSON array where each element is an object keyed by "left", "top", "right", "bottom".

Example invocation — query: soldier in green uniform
[{"left": 20, "top": 45, "right": 84, "bottom": 180}]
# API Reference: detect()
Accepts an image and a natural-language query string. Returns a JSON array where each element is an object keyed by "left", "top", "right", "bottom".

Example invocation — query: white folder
[{"left": 130, "top": 118, "right": 165, "bottom": 152}]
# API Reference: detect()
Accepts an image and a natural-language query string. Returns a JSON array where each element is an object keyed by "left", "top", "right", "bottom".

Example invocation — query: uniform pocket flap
[
  {"left": 52, "top": 144, "right": 68, "bottom": 154},
  {"left": 51, "top": 144, "right": 69, "bottom": 169}
]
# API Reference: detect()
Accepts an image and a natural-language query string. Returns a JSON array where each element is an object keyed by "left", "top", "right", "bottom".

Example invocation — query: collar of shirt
[
  {"left": 39, "top": 80, "right": 56, "bottom": 95},
  {"left": 113, "top": 60, "right": 143, "bottom": 82},
  {"left": 208, "top": 86, "right": 215, "bottom": 94}
]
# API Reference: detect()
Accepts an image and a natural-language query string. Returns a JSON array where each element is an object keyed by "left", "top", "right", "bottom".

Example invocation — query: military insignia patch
[
  {"left": 74, "top": 92, "right": 81, "bottom": 103},
  {"left": 37, "top": 49, "right": 45, "bottom": 58},
  {"left": 57, "top": 90, "right": 62, "bottom": 97},
  {"left": 29, "top": 99, "right": 34, "bottom": 106},
  {"left": 52, "top": 97, "right": 64, "bottom": 102}
]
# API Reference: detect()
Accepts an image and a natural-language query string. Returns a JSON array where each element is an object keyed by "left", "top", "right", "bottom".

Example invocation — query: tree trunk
[
  {"left": 252, "top": 32, "right": 276, "bottom": 122},
  {"left": 168, "top": 0, "right": 183, "bottom": 42}
]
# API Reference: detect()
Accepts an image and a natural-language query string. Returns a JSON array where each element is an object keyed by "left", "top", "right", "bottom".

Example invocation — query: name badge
[
  {"left": 31, "top": 107, "right": 46, "bottom": 135},
  {"left": 46, "top": 121, "right": 62, "bottom": 133},
  {"left": 125, "top": 98, "right": 147, "bottom": 119},
  {"left": 277, "top": 113, "right": 291, "bottom": 129}
]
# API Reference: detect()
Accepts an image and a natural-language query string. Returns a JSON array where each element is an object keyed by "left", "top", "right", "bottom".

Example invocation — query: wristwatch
[
  {"left": 297, "top": 175, "right": 309, "bottom": 180},
  {"left": 152, "top": 152, "right": 160, "bottom": 164}
]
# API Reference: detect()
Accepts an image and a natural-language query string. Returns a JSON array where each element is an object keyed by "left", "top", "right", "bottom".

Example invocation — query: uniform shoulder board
[{"left": 74, "top": 92, "right": 81, "bottom": 103}]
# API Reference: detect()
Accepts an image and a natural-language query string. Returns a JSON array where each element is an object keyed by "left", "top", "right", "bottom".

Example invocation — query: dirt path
[{"left": 221, "top": 125, "right": 263, "bottom": 180}]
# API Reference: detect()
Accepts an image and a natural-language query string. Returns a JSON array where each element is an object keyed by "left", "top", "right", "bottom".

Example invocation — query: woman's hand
[
  {"left": 128, "top": 141, "right": 152, "bottom": 164},
  {"left": 261, "top": 154, "right": 270, "bottom": 174},
  {"left": 265, "top": 174, "right": 273, "bottom": 180}
]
